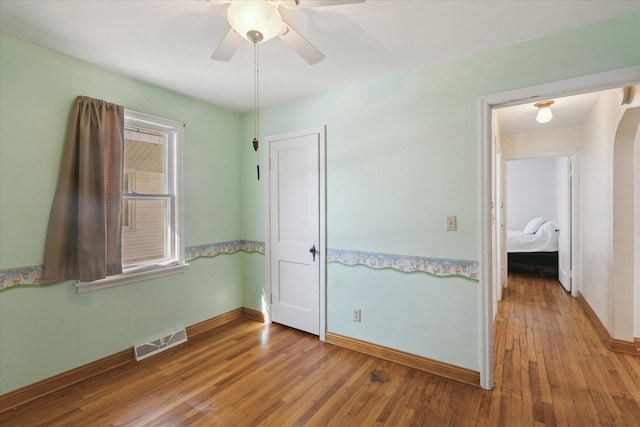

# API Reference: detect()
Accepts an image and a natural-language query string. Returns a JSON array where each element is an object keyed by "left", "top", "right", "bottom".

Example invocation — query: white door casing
[
  {"left": 497, "top": 149, "right": 507, "bottom": 296},
  {"left": 557, "top": 156, "right": 572, "bottom": 292},
  {"left": 479, "top": 65, "right": 640, "bottom": 391},
  {"left": 266, "top": 127, "right": 326, "bottom": 338}
]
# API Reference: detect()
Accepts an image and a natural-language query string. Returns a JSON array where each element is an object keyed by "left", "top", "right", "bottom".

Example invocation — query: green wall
[
  {"left": 1, "top": 12, "right": 639, "bottom": 395},
  {"left": 0, "top": 36, "right": 244, "bottom": 393},
  {"left": 239, "top": 13, "right": 640, "bottom": 371}
]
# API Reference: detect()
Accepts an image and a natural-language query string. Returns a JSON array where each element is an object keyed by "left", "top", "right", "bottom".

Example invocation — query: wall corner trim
[{"left": 242, "top": 307, "right": 266, "bottom": 323}]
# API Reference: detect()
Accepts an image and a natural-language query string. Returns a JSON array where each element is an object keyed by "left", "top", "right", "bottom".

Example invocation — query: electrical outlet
[
  {"left": 446, "top": 216, "right": 457, "bottom": 231},
  {"left": 353, "top": 309, "right": 361, "bottom": 322}
]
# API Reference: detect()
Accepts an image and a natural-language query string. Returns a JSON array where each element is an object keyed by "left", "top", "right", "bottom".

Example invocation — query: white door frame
[
  {"left": 264, "top": 126, "right": 327, "bottom": 341},
  {"left": 500, "top": 154, "right": 577, "bottom": 295},
  {"left": 478, "top": 65, "right": 640, "bottom": 390},
  {"left": 495, "top": 145, "right": 505, "bottom": 304},
  {"left": 557, "top": 155, "right": 573, "bottom": 293}
]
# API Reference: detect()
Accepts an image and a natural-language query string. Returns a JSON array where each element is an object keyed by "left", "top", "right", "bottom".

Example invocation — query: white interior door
[
  {"left": 268, "top": 128, "right": 324, "bottom": 336},
  {"left": 557, "top": 156, "right": 572, "bottom": 292}
]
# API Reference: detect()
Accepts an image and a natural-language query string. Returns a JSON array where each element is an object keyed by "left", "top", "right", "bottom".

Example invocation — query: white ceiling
[
  {"left": 496, "top": 90, "right": 608, "bottom": 135},
  {"left": 1, "top": 0, "right": 638, "bottom": 128}
]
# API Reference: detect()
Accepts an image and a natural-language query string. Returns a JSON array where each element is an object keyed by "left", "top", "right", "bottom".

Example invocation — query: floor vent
[{"left": 134, "top": 328, "right": 187, "bottom": 361}]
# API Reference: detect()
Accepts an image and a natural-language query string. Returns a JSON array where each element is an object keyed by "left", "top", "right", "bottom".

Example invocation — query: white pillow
[
  {"left": 523, "top": 217, "right": 546, "bottom": 234},
  {"left": 538, "top": 220, "right": 558, "bottom": 233}
]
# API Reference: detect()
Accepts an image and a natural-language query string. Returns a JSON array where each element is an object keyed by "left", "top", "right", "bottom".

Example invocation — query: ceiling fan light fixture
[
  {"left": 534, "top": 100, "right": 554, "bottom": 123},
  {"left": 228, "top": 1, "right": 284, "bottom": 43}
]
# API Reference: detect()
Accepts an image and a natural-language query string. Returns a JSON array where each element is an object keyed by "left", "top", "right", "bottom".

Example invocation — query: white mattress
[{"left": 507, "top": 220, "right": 559, "bottom": 253}]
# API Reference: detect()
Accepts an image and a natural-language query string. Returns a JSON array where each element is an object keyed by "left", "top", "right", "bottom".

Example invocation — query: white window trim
[
  {"left": 122, "top": 169, "right": 136, "bottom": 231},
  {"left": 76, "top": 264, "right": 188, "bottom": 293},
  {"left": 76, "top": 109, "right": 186, "bottom": 293}
]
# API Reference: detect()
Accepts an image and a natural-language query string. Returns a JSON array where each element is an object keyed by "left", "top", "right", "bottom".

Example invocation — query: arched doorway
[{"left": 613, "top": 106, "right": 640, "bottom": 342}]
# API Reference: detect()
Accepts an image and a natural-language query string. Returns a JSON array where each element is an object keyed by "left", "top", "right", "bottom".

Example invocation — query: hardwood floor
[{"left": 2, "top": 273, "right": 639, "bottom": 426}]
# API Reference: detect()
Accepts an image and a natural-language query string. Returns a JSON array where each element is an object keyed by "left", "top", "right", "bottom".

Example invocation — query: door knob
[{"left": 309, "top": 244, "right": 317, "bottom": 262}]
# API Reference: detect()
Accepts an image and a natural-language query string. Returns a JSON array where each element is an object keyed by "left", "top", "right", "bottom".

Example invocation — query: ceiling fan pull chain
[{"left": 253, "top": 41, "right": 260, "bottom": 180}]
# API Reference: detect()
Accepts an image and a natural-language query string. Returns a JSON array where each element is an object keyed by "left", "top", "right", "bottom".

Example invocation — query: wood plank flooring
[{"left": 1, "top": 273, "right": 639, "bottom": 426}]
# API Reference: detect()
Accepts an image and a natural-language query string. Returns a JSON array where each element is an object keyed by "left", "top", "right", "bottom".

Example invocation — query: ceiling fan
[{"left": 210, "top": 0, "right": 365, "bottom": 65}]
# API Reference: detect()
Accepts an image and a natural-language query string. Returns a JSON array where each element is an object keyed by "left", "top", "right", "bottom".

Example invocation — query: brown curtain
[{"left": 43, "top": 96, "right": 124, "bottom": 283}]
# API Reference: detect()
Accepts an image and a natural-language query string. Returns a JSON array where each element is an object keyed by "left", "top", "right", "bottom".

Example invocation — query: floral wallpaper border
[
  {"left": 0, "top": 265, "right": 44, "bottom": 290},
  {"left": 0, "top": 240, "right": 265, "bottom": 290},
  {"left": 185, "top": 240, "right": 265, "bottom": 261},
  {"left": 327, "top": 248, "right": 479, "bottom": 280},
  {"left": 0, "top": 241, "right": 478, "bottom": 290}
]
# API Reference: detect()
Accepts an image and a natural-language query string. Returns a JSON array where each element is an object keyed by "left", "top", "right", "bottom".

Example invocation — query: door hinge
[
  {"left": 269, "top": 157, "right": 272, "bottom": 170},
  {"left": 270, "top": 293, "right": 273, "bottom": 304}
]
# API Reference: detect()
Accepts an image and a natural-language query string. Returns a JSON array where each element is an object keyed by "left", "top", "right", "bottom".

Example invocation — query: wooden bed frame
[{"left": 507, "top": 251, "right": 558, "bottom": 277}]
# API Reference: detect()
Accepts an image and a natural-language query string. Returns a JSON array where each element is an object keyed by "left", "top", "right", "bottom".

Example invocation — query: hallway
[{"left": 493, "top": 273, "right": 640, "bottom": 425}]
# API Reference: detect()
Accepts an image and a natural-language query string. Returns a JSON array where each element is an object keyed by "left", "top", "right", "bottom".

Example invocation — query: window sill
[{"left": 75, "top": 263, "right": 188, "bottom": 294}]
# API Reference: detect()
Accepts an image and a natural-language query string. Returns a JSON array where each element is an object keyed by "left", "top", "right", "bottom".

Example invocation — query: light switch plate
[{"left": 446, "top": 216, "right": 457, "bottom": 231}]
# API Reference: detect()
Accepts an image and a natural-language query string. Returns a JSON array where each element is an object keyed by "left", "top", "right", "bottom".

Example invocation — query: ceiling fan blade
[
  {"left": 279, "top": 0, "right": 365, "bottom": 9},
  {"left": 211, "top": 28, "right": 244, "bottom": 61},
  {"left": 279, "top": 24, "right": 325, "bottom": 65}
]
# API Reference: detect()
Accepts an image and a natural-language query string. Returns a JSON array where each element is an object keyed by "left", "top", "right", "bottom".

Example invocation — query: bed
[{"left": 507, "top": 217, "right": 559, "bottom": 277}]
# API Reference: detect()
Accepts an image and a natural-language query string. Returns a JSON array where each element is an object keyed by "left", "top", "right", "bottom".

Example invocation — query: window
[{"left": 77, "top": 110, "right": 185, "bottom": 292}]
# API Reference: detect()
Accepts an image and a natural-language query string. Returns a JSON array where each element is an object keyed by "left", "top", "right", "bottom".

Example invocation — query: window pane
[
  {"left": 122, "top": 199, "right": 167, "bottom": 266},
  {"left": 123, "top": 132, "right": 165, "bottom": 194},
  {"left": 122, "top": 127, "right": 169, "bottom": 267}
]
